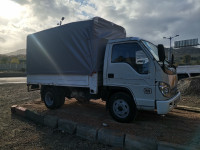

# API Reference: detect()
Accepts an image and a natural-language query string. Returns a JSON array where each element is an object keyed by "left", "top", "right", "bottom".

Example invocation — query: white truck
[{"left": 27, "top": 17, "right": 180, "bottom": 122}]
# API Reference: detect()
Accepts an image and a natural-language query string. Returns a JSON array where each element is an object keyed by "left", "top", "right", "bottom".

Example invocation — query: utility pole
[{"left": 163, "top": 35, "right": 179, "bottom": 62}]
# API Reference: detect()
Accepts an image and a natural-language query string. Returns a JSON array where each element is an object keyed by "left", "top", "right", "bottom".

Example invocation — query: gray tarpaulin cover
[{"left": 27, "top": 17, "right": 126, "bottom": 75}]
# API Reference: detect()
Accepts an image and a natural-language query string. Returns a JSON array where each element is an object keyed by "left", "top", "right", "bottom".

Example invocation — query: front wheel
[{"left": 109, "top": 92, "right": 137, "bottom": 123}]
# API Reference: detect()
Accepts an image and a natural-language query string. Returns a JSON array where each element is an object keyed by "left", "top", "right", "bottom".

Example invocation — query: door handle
[{"left": 108, "top": 73, "right": 114, "bottom": 78}]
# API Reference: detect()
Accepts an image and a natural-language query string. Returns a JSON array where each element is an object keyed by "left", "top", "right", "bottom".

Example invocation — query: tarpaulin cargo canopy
[{"left": 27, "top": 17, "right": 126, "bottom": 75}]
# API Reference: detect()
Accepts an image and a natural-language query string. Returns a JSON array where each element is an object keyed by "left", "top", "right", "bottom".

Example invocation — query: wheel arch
[{"left": 104, "top": 86, "right": 137, "bottom": 106}]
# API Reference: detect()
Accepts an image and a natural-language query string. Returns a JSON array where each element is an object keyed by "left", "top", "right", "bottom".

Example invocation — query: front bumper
[{"left": 156, "top": 92, "right": 181, "bottom": 114}]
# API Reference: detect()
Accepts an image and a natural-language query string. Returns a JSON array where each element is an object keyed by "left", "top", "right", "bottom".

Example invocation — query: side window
[{"left": 111, "top": 43, "right": 149, "bottom": 74}]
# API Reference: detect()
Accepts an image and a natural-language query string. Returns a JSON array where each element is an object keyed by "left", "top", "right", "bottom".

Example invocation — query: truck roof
[{"left": 108, "top": 37, "right": 142, "bottom": 44}]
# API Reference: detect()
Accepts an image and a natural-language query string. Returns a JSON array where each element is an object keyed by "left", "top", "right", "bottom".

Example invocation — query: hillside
[
  {"left": 4, "top": 49, "right": 26, "bottom": 56},
  {"left": 1, "top": 46, "right": 200, "bottom": 65},
  {"left": 165, "top": 47, "right": 200, "bottom": 65},
  {"left": 173, "top": 47, "right": 200, "bottom": 57}
]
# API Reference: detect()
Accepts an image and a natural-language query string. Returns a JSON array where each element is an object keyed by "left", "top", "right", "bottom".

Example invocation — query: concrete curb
[
  {"left": 157, "top": 141, "right": 196, "bottom": 150},
  {"left": 25, "top": 109, "right": 44, "bottom": 125},
  {"left": 58, "top": 119, "right": 77, "bottom": 135},
  {"left": 11, "top": 105, "right": 198, "bottom": 150},
  {"left": 98, "top": 128, "right": 125, "bottom": 148},
  {"left": 176, "top": 105, "right": 200, "bottom": 113},
  {"left": 76, "top": 124, "right": 98, "bottom": 142},
  {"left": 44, "top": 115, "right": 58, "bottom": 128},
  {"left": 11, "top": 105, "right": 27, "bottom": 117}
]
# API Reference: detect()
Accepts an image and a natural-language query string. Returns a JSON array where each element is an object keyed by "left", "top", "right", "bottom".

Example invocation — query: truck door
[{"left": 104, "top": 41, "right": 156, "bottom": 110}]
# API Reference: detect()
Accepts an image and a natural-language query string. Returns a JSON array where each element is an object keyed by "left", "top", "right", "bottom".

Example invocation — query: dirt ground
[
  {"left": 0, "top": 77, "right": 200, "bottom": 149},
  {"left": 0, "top": 84, "right": 113, "bottom": 150},
  {"left": 23, "top": 99, "right": 200, "bottom": 147}
]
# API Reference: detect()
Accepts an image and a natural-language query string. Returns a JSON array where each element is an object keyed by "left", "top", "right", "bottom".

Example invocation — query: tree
[
  {"left": 183, "top": 55, "right": 191, "bottom": 64},
  {"left": 0, "top": 56, "right": 9, "bottom": 64},
  {"left": 10, "top": 57, "right": 19, "bottom": 64}
]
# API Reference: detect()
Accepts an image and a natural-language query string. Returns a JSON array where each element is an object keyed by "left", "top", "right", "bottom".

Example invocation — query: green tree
[
  {"left": 197, "top": 59, "right": 200, "bottom": 65},
  {"left": 10, "top": 57, "right": 19, "bottom": 64},
  {"left": 183, "top": 55, "right": 191, "bottom": 64},
  {"left": 0, "top": 56, "right": 9, "bottom": 64}
]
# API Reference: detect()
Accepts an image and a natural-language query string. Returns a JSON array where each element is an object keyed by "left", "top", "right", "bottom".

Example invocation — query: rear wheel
[
  {"left": 109, "top": 92, "right": 137, "bottom": 123},
  {"left": 41, "top": 86, "right": 65, "bottom": 109}
]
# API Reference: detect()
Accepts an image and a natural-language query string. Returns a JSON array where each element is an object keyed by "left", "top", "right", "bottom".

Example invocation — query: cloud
[
  {"left": 1, "top": 0, "right": 200, "bottom": 54},
  {"left": 11, "top": 0, "right": 30, "bottom": 5},
  {"left": 88, "top": 0, "right": 200, "bottom": 45},
  {"left": 0, "top": 17, "right": 9, "bottom": 26},
  {"left": 0, "top": 37, "right": 6, "bottom": 43}
]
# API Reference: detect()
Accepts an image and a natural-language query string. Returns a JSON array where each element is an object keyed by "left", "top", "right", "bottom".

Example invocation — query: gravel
[
  {"left": 178, "top": 76, "right": 200, "bottom": 107},
  {"left": 0, "top": 77, "right": 200, "bottom": 149},
  {"left": 0, "top": 84, "right": 114, "bottom": 150}
]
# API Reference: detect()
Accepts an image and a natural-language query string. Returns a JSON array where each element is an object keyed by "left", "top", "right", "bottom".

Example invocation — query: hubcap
[
  {"left": 45, "top": 92, "right": 54, "bottom": 106},
  {"left": 113, "top": 99, "right": 129, "bottom": 118}
]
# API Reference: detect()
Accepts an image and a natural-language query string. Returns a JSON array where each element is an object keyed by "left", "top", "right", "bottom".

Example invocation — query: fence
[{"left": 0, "top": 64, "right": 26, "bottom": 71}]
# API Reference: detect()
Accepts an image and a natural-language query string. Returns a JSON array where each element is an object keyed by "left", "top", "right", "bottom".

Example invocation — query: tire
[
  {"left": 109, "top": 92, "right": 137, "bottom": 123},
  {"left": 41, "top": 86, "right": 65, "bottom": 109}
]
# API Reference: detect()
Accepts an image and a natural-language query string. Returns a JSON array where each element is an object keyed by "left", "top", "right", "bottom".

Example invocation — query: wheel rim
[
  {"left": 113, "top": 99, "right": 130, "bottom": 118},
  {"left": 45, "top": 92, "right": 54, "bottom": 106}
]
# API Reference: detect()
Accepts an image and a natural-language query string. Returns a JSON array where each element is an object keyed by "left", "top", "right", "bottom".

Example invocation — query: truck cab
[{"left": 103, "top": 37, "right": 180, "bottom": 122}]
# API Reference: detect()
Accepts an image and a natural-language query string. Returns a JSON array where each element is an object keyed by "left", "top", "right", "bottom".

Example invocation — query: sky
[{"left": 0, "top": 0, "right": 200, "bottom": 54}]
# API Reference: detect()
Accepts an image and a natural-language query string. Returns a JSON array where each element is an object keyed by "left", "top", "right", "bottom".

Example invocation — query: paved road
[{"left": 0, "top": 77, "right": 26, "bottom": 84}]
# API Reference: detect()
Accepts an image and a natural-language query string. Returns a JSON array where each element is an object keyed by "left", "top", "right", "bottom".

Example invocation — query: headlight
[{"left": 159, "top": 82, "right": 171, "bottom": 97}]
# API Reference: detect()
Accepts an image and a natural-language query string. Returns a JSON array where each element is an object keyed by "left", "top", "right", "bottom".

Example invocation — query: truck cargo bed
[
  {"left": 26, "top": 17, "right": 125, "bottom": 76},
  {"left": 27, "top": 73, "right": 99, "bottom": 94}
]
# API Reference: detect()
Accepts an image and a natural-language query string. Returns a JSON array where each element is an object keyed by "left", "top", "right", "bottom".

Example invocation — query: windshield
[
  {"left": 142, "top": 40, "right": 176, "bottom": 75},
  {"left": 142, "top": 40, "right": 159, "bottom": 61}
]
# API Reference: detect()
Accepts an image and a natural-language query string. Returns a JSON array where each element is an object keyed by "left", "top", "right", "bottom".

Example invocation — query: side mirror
[{"left": 158, "top": 44, "right": 165, "bottom": 62}]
